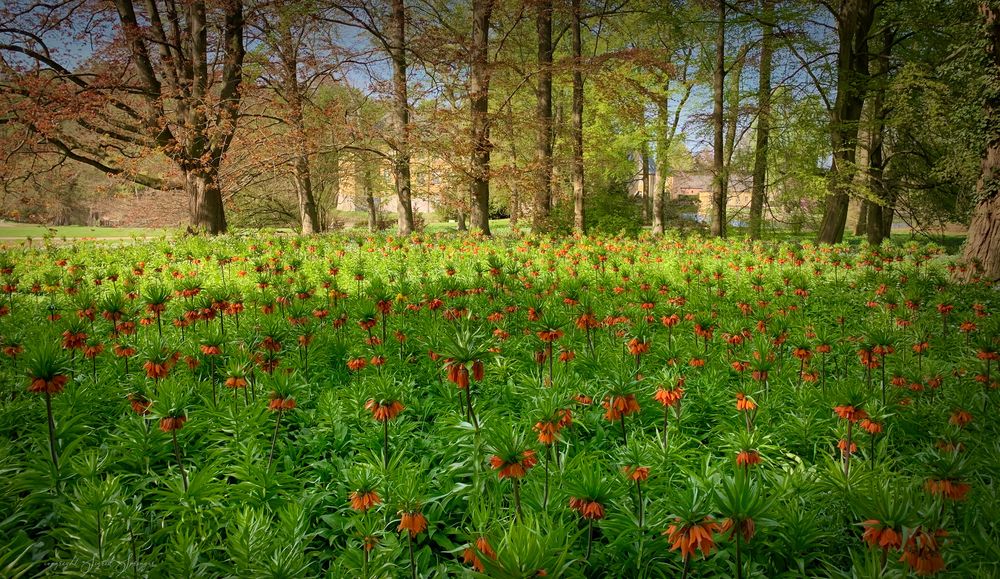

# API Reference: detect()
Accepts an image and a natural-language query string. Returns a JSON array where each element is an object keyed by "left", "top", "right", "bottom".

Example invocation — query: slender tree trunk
[
  {"left": 571, "top": 0, "right": 585, "bottom": 232},
  {"left": 866, "top": 27, "right": 894, "bottom": 245},
  {"left": 817, "top": 0, "right": 876, "bottom": 244},
  {"left": 855, "top": 199, "right": 869, "bottom": 236},
  {"left": 469, "top": 0, "right": 494, "bottom": 235},
  {"left": 457, "top": 212, "right": 468, "bottom": 231},
  {"left": 750, "top": 0, "right": 773, "bottom": 240},
  {"left": 185, "top": 167, "right": 227, "bottom": 234},
  {"left": 532, "top": 0, "right": 553, "bottom": 233},
  {"left": 641, "top": 144, "right": 651, "bottom": 223},
  {"left": 653, "top": 100, "right": 669, "bottom": 235},
  {"left": 959, "top": 3, "right": 1000, "bottom": 282},
  {"left": 710, "top": 0, "right": 727, "bottom": 238},
  {"left": 390, "top": 0, "right": 415, "bottom": 235},
  {"left": 362, "top": 157, "right": 377, "bottom": 231},
  {"left": 277, "top": 14, "right": 319, "bottom": 235}
]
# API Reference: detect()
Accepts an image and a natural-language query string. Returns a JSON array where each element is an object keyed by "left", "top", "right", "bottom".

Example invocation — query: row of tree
[{"left": 0, "top": 0, "right": 997, "bottom": 276}]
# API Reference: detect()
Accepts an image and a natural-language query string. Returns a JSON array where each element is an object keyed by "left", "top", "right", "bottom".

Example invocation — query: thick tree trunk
[
  {"left": 571, "top": 0, "right": 585, "bottom": 232},
  {"left": 817, "top": 0, "right": 875, "bottom": 244},
  {"left": 390, "top": 0, "right": 415, "bottom": 235},
  {"left": 532, "top": 0, "right": 553, "bottom": 233},
  {"left": 186, "top": 168, "right": 226, "bottom": 233},
  {"left": 710, "top": 0, "right": 727, "bottom": 238},
  {"left": 749, "top": 0, "right": 773, "bottom": 240},
  {"left": 469, "top": 0, "right": 493, "bottom": 235},
  {"left": 457, "top": 212, "right": 468, "bottom": 231},
  {"left": 959, "top": 4, "right": 1000, "bottom": 282}
]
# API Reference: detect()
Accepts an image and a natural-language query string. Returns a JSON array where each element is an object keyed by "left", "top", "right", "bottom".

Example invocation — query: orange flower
[
  {"left": 627, "top": 338, "right": 650, "bottom": 356},
  {"left": 144, "top": 361, "right": 170, "bottom": 380},
  {"left": 268, "top": 396, "right": 297, "bottom": 412},
  {"left": 603, "top": 394, "right": 640, "bottom": 421},
  {"left": 349, "top": 490, "right": 381, "bottom": 512},
  {"left": 859, "top": 418, "right": 883, "bottom": 435},
  {"left": 721, "top": 517, "right": 757, "bottom": 542},
  {"left": 899, "top": 528, "right": 947, "bottom": 576},
  {"left": 663, "top": 517, "right": 720, "bottom": 560},
  {"left": 347, "top": 357, "right": 367, "bottom": 371},
  {"left": 622, "top": 465, "right": 650, "bottom": 481},
  {"left": 490, "top": 449, "right": 538, "bottom": 479},
  {"left": 463, "top": 536, "right": 496, "bottom": 572},
  {"left": 834, "top": 405, "right": 867, "bottom": 423},
  {"left": 861, "top": 519, "right": 902, "bottom": 550},
  {"left": 736, "top": 392, "right": 756, "bottom": 412},
  {"left": 28, "top": 375, "right": 68, "bottom": 395},
  {"left": 948, "top": 410, "right": 972, "bottom": 428},
  {"left": 569, "top": 498, "right": 606, "bottom": 520},
  {"left": 537, "top": 329, "right": 564, "bottom": 343},
  {"left": 534, "top": 420, "right": 560, "bottom": 445},
  {"left": 838, "top": 438, "right": 858, "bottom": 456},
  {"left": 398, "top": 511, "right": 428, "bottom": 537},
  {"left": 736, "top": 450, "right": 761, "bottom": 468},
  {"left": 654, "top": 386, "right": 684, "bottom": 408},
  {"left": 365, "top": 399, "right": 404, "bottom": 422},
  {"left": 200, "top": 344, "right": 221, "bottom": 356},
  {"left": 159, "top": 415, "right": 187, "bottom": 432},
  {"left": 925, "top": 479, "right": 970, "bottom": 501}
]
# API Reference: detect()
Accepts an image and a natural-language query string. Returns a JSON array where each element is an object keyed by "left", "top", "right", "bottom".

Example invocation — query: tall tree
[
  {"left": 533, "top": 0, "right": 554, "bottom": 233},
  {"left": 328, "top": 0, "right": 415, "bottom": 235},
  {"left": 469, "top": 0, "right": 494, "bottom": 235},
  {"left": 256, "top": 0, "right": 322, "bottom": 234},
  {"left": 749, "top": 0, "right": 774, "bottom": 240},
  {"left": 710, "top": 0, "right": 728, "bottom": 237},
  {"left": 0, "top": 0, "right": 246, "bottom": 233},
  {"left": 571, "top": 0, "right": 586, "bottom": 231},
  {"left": 815, "top": 0, "right": 876, "bottom": 244},
  {"left": 960, "top": 2, "right": 1000, "bottom": 281},
  {"left": 865, "top": 27, "right": 895, "bottom": 245}
]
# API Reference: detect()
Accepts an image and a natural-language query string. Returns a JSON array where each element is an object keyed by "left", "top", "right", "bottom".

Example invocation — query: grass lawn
[{"left": 0, "top": 222, "right": 170, "bottom": 241}]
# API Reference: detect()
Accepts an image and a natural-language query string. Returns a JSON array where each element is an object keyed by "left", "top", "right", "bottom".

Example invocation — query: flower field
[{"left": 0, "top": 233, "right": 997, "bottom": 578}]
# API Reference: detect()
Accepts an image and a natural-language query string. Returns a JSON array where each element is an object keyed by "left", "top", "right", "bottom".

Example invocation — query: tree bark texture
[
  {"left": 532, "top": 0, "right": 554, "bottom": 233},
  {"left": 571, "top": 0, "right": 585, "bottom": 232},
  {"left": 960, "top": 3, "right": 1000, "bottom": 282},
  {"left": 749, "top": 0, "right": 773, "bottom": 240},
  {"left": 469, "top": 0, "right": 494, "bottom": 235},
  {"left": 816, "top": 0, "right": 876, "bottom": 244},
  {"left": 710, "top": 0, "right": 727, "bottom": 238},
  {"left": 865, "top": 27, "right": 895, "bottom": 245},
  {"left": 390, "top": 0, "right": 415, "bottom": 235}
]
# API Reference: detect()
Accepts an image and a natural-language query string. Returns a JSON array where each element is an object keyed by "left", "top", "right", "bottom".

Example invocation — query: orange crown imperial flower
[
  {"left": 366, "top": 399, "right": 404, "bottom": 422},
  {"left": 861, "top": 519, "right": 903, "bottom": 551},
  {"left": 569, "top": 498, "right": 606, "bottom": 520},
  {"left": 622, "top": 465, "right": 650, "bottom": 482},
  {"left": 834, "top": 405, "right": 867, "bottom": 423},
  {"left": 490, "top": 449, "right": 538, "bottom": 479},
  {"left": 664, "top": 517, "right": 721, "bottom": 560},
  {"left": 349, "top": 489, "right": 381, "bottom": 512},
  {"left": 463, "top": 537, "right": 497, "bottom": 572},
  {"left": 398, "top": 511, "right": 428, "bottom": 537}
]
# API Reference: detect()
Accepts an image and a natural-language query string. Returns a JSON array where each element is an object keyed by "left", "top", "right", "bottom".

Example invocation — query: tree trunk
[
  {"left": 469, "top": 0, "right": 493, "bottom": 236},
  {"left": 457, "top": 212, "right": 468, "bottom": 231},
  {"left": 653, "top": 101, "right": 669, "bottom": 235},
  {"left": 186, "top": 168, "right": 227, "bottom": 234},
  {"left": 816, "top": 0, "right": 876, "bottom": 244},
  {"left": 390, "top": 0, "right": 415, "bottom": 235},
  {"left": 855, "top": 199, "right": 869, "bottom": 236},
  {"left": 571, "top": 0, "right": 585, "bottom": 232},
  {"left": 749, "top": 0, "right": 773, "bottom": 240},
  {"left": 532, "top": 0, "right": 553, "bottom": 233},
  {"left": 959, "top": 3, "right": 1000, "bottom": 282},
  {"left": 642, "top": 144, "right": 651, "bottom": 223},
  {"left": 866, "top": 27, "right": 894, "bottom": 245},
  {"left": 293, "top": 153, "right": 319, "bottom": 234},
  {"left": 710, "top": 0, "right": 727, "bottom": 238},
  {"left": 363, "top": 161, "right": 377, "bottom": 232}
]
